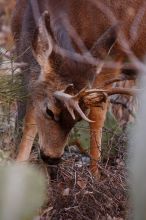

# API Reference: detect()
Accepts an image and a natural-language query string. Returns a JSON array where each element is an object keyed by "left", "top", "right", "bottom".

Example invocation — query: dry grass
[{"left": 28, "top": 128, "right": 129, "bottom": 220}]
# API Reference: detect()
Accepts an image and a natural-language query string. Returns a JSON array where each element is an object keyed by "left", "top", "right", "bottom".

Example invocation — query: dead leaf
[
  {"left": 84, "top": 190, "right": 93, "bottom": 195},
  {"left": 77, "top": 179, "right": 87, "bottom": 189},
  {"left": 62, "top": 188, "right": 70, "bottom": 196}
]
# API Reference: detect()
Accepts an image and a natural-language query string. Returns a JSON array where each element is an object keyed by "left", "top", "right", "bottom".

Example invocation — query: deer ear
[
  {"left": 90, "top": 24, "right": 119, "bottom": 59},
  {"left": 32, "top": 11, "right": 53, "bottom": 68}
]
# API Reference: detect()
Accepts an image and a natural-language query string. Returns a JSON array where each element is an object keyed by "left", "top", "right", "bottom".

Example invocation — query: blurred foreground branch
[{"left": 0, "top": 163, "right": 47, "bottom": 220}]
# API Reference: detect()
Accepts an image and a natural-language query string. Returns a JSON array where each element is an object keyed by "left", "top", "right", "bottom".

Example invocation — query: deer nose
[{"left": 40, "top": 150, "right": 62, "bottom": 165}]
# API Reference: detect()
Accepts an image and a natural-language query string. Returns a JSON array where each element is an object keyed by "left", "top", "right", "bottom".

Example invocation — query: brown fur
[{"left": 11, "top": 0, "right": 146, "bottom": 176}]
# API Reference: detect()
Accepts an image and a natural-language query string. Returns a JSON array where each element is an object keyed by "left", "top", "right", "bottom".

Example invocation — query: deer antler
[
  {"left": 54, "top": 84, "right": 138, "bottom": 123},
  {"left": 54, "top": 88, "right": 95, "bottom": 122},
  {"left": 82, "top": 87, "right": 137, "bottom": 96}
]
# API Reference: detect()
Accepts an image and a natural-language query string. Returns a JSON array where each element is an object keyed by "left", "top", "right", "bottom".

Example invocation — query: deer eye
[{"left": 46, "top": 108, "right": 54, "bottom": 119}]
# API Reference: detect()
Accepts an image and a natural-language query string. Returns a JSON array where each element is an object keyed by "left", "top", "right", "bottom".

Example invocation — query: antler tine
[
  {"left": 79, "top": 88, "right": 138, "bottom": 96},
  {"left": 106, "top": 88, "right": 138, "bottom": 96},
  {"left": 54, "top": 90, "right": 94, "bottom": 122}
]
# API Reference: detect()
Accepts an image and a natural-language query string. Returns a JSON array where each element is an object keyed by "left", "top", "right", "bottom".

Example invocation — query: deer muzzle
[{"left": 40, "top": 150, "right": 62, "bottom": 165}]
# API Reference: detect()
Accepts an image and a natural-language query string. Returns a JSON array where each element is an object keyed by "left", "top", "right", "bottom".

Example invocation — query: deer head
[{"left": 31, "top": 11, "right": 118, "bottom": 163}]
